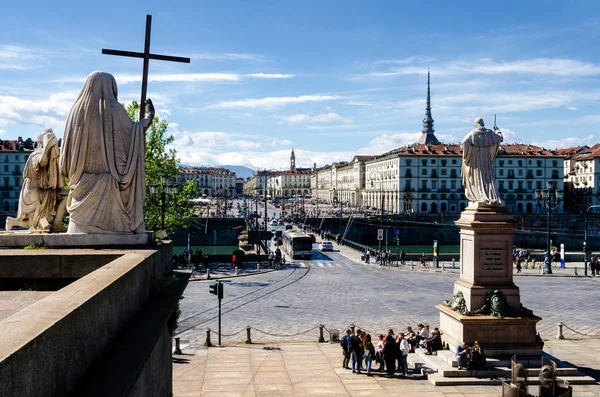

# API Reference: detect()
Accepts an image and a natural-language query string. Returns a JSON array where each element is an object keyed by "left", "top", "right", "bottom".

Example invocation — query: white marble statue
[
  {"left": 461, "top": 118, "right": 504, "bottom": 206},
  {"left": 59, "top": 71, "right": 155, "bottom": 233},
  {"left": 5, "top": 128, "right": 67, "bottom": 232}
]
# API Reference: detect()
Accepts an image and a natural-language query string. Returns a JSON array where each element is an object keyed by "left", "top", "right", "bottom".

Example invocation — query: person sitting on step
[
  {"left": 456, "top": 341, "right": 471, "bottom": 369},
  {"left": 425, "top": 327, "right": 442, "bottom": 355}
]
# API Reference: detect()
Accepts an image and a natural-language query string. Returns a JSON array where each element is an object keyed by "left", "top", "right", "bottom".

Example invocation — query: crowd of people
[
  {"left": 340, "top": 324, "right": 487, "bottom": 377},
  {"left": 362, "top": 248, "right": 406, "bottom": 266}
]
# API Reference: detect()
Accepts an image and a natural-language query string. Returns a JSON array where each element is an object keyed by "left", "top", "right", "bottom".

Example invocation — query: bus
[{"left": 282, "top": 230, "right": 314, "bottom": 259}]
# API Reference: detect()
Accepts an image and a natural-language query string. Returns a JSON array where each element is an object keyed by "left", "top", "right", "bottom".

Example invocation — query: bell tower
[{"left": 290, "top": 148, "right": 296, "bottom": 171}]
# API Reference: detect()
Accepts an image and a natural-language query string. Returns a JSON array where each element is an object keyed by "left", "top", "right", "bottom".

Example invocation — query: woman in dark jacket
[{"left": 382, "top": 332, "right": 397, "bottom": 377}]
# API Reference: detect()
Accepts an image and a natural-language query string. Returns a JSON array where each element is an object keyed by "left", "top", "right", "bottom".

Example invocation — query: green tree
[{"left": 126, "top": 101, "right": 200, "bottom": 232}]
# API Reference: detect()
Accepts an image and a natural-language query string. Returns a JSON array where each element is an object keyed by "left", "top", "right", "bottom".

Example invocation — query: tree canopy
[{"left": 126, "top": 101, "right": 200, "bottom": 232}]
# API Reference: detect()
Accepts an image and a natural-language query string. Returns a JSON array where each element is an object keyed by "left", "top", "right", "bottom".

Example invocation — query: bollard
[
  {"left": 452, "top": 258, "right": 456, "bottom": 269},
  {"left": 257, "top": 263, "right": 260, "bottom": 271},
  {"left": 557, "top": 322, "right": 565, "bottom": 340},
  {"left": 206, "top": 268, "right": 211, "bottom": 279},
  {"left": 441, "top": 262, "right": 445, "bottom": 271},
  {"left": 235, "top": 266, "right": 239, "bottom": 276},
  {"left": 174, "top": 336, "right": 183, "bottom": 354},
  {"left": 318, "top": 324, "right": 325, "bottom": 343},
  {"left": 204, "top": 328, "right": 212, "bottom": 347},
  {"left": 410, "top": 260, "right": 414, "bottom": 269},
  {"left": 245, "top": 326, "right": 252, "bottom": 344},
  {"left": 350, "top": 323, "right": 355, "bottom": 334},
  {"left": 574, "top": 267, "right": 578, "bottom": 276}
]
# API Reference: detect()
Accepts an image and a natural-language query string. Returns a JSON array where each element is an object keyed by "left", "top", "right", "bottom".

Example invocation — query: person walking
[{"left": 400, "top": 249, "right": 406, "bottom": 266}]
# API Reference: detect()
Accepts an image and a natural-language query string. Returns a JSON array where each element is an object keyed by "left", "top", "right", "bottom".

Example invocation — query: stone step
[
  {"left": 427, "top": 348, "right": 546, "bottom": 368},
  {"left": 428, "top": 373, "right": 597, "bottom": 386}
]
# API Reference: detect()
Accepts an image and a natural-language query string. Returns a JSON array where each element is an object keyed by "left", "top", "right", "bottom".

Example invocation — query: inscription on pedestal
[{"left": 480, "top": 241, "right": 507, "bottom": 273}]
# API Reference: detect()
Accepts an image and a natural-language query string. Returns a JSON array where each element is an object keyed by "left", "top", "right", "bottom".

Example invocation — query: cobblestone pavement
[{"left": 176, "top": 244, "right": 600, "bottom": 348}]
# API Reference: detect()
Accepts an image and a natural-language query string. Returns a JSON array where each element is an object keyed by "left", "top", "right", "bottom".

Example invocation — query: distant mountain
[
  {"left": 178, "top": 163, "right": 257, "bottom": 179},
  {"left": 221, "top": 165, "right": 256, "bottom": 179}
]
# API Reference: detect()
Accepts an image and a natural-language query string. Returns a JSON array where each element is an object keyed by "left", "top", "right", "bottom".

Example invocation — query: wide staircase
[{"left": 407, "top": 347, "right": 596, "bottom": 386}]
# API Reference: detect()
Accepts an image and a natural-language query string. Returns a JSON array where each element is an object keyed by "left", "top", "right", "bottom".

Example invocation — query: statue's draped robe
[
  {"left": 17, "top": 134, "right": 63, "bottom": 229},
  {"left": 60, "top": 71, "right": 146, "bottom": 233},
  {"left": 461, "top": 128, "right": 503, "bottom": 205}
]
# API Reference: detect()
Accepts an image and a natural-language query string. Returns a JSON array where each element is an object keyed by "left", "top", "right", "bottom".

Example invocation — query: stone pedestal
[{"left": 438, "top": 202, "right": 542, "bottom": 357}]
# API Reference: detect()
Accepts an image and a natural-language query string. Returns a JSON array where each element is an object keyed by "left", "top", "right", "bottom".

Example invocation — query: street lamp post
[
  {"left": 535, "top": 181, "right": 563, "bottom": 275},
  {"left": 370, "top": 171, "right": 384, "bottom": 252},
  {"left": 584, "top": 205, "right": 600, "bottom": 276},
  {"left": 148, "top": 175, "right": 179, "bottom": 230}
]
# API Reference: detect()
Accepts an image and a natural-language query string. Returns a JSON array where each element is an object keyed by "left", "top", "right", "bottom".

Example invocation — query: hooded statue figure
[
  {"left": 461, "top": 118, "right": 504, "bottom": 206},
  {"left": 60, "top": 71, "right": 155, "bottom": 233},
  {"left": 5, "top": 128, "right": 66, "bottom": 232}
]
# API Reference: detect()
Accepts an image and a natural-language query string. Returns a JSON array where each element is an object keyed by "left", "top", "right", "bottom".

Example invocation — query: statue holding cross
[{"left": 59, "top": 15, "right": 190, "bottom": 234}]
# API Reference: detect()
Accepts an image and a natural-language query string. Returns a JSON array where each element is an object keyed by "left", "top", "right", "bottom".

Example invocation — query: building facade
[
  {"left": 0, "top": 138, "right": 34, "bottom": 215},
  {"left": 179, "top": 167, "right": 236, "bottom": 196},
  {"left": 563, "top": 144, "right": 600, "bottom": 211}
]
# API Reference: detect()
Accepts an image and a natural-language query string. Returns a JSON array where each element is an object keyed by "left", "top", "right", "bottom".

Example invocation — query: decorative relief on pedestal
[{"left": 443, "top": 289, "right": 533, "bottom": 319}]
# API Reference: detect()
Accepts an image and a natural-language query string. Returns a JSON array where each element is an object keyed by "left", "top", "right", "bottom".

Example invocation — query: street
[{"left": 176, "top": 245, "right": 600, "bottom": 347}]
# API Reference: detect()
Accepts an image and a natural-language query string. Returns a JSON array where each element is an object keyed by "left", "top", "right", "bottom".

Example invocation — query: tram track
[{"left": 176, "top": 265, "right": 313, "bottom": 335}]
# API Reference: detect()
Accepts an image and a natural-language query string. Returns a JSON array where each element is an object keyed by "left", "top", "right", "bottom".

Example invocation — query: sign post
[{"left": 433, "top": 240, "right": 439, "bottom": 268}]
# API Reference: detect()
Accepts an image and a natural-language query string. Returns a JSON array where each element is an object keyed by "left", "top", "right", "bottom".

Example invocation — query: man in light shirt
[{"left": 416, "top": 324, "right": 429, "bottom": 347}]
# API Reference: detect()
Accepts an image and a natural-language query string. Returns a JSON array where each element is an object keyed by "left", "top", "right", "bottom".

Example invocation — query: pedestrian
[
  {"left": 516, "top": 257, "right": 522, "bottom": 273},
  {"left": 400, "top": 249, "right": 406, "bottom": 265},
  {"left": 350, "top": 329, "right": 363, "bottom": 374},
  {"left": 268, "top": 251, "right": 274, "bottom": 268},
  {"left": 340, "top": 329, "right": 352, "bottom": 369},
  {"left": 398, "top": 333, "right": 409, "bottom": 376},
  {"left": 376, "top": 334, "right": 385, "bottom": 371},
  {"left": 364, "top": 334, "right": 376, "bottom": 376},
  {"left": 382, "top": 329, "right": 397, "bottom": 377}
]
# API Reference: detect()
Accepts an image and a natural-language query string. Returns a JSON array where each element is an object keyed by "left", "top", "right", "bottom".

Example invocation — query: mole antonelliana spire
[{"left": 417, "top": 69, "right": 439, "bottom": 144}]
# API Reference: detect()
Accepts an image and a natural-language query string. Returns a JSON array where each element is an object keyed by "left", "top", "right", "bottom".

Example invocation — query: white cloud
[
  {"left": 175, "top": 148, "right": 355, "bottom": 170},
  {"left": 0, "top": 129, "right": 5, "bottom": 135},
  {"left": 497, "top": 128, "right": 521, "bottom": 143},
  {"left": 0, "top": 45, "right": 49, "bottom": 70},
  {"left": 57, "top": 72, "right": 294, "bottom": 84},
  {"left": 279, "top": 112, "right": 352, "bottom": 125},
  {"left": 532, "top": 134, "right": 596, "bottom": 149},
  {"left": 246, "top": 73, "right": 295, "bottom": 79},
  {"left": 359, "top": 57, "right": 600, "bottom": 79},
  {"left": 190, "top": 52, "right": 269, "bottom": 62},
  {"left": 208, "top": 95, "right": 343, "bottom": 109},
  {"left": 0, "top": 91, "right": 77, "bottom": 129}
]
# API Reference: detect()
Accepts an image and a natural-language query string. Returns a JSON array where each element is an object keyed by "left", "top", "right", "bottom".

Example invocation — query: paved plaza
[
  {"left": 176, "top": 246, "right": 600, "bottom": 347},
  {"left": 173, "top": 340, "right": 600, "bottom": 397},
  {"left": 174, "top": 238, "right": 600, "bottom": 396}
]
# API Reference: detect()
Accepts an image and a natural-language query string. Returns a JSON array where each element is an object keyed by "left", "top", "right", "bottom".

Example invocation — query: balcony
[
  {"left": 430, "top": 172, "right": 438, "bottom": 178},
  {"left": 526, "top": 172, "right": 534, "bottom": 179},
  {"left": 403, "top": 187, "right": 414, "bottom": 192},
  {"left": 506, "top": 174, "right": 515, "bottom": 179},
  {"left": 438, "top": 188, "right": 450, "bottom": 192}
]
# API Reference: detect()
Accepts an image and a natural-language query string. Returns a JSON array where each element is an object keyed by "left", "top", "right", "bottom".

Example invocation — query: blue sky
[{"left": 2, "top": 1, "right": 600, "bottom": 169}]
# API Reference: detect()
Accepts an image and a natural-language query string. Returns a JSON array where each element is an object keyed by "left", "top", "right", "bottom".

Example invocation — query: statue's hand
[{"left": 146, "top": 98, "right": 155, "bottom": 115}]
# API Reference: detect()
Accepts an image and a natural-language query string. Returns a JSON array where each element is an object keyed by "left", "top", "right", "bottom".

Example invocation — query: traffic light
[{"left": 209, "top": 282, "right": 224, "bottom": 299}]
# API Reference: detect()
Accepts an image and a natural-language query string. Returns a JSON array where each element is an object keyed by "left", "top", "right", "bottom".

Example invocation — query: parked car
[
  {"left": 319, "top": 241, "right": 334, "bottom": 251},
  {"left": 270, "top": 220, "right": 278, "bottom": 226},
  {"left": 278, "top": 221, "right": 285, "bottom": 226}
]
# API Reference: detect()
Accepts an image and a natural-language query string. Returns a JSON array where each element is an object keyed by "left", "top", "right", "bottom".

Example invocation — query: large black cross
[{"left": 102, "top": 14, "right": 190, "bottom": 120}]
